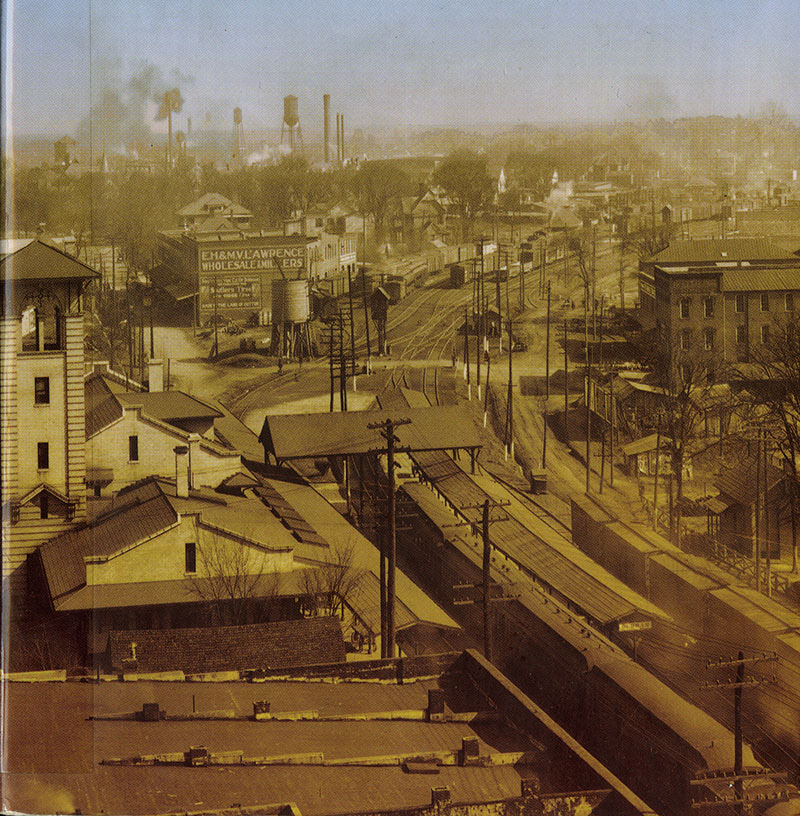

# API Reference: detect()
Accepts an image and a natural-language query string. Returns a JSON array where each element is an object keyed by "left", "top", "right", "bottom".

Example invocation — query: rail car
[
  {"left": 369, "top": 387, "right": 795, "bottom": 814},
  {"left": 571, "top": 494, "right": 800, "bottom": 775}
]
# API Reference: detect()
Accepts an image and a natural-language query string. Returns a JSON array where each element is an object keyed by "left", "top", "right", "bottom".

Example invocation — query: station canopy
[{"left": 260, "top": 406, "right": 481, "bottom": 462}]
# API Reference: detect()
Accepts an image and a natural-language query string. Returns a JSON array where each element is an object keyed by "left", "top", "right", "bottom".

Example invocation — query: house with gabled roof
[
  {"left": 176, "top": 192, "right": 252, "bottom": 229},
  {"left": 84, "top": 367, "right": 251, "bottom": 495}
]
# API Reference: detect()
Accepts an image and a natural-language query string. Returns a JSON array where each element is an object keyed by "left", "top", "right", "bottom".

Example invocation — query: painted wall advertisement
[
  {"left": 199, "top": 245, "right": 305, "bottom": 274},
  {"left": 199, "top": 275, "right": 260, "bottom": 311}
]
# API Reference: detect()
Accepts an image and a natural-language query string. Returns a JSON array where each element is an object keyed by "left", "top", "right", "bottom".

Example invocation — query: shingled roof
[
  {"left": 38, "top": 481, "right": 179, "bottom": 603},
  {"left": 715, "top": 453, "right": 784, "bottom": 507},
  {"left": 107, "top": 617, "right": 346, "bottom": 674}
]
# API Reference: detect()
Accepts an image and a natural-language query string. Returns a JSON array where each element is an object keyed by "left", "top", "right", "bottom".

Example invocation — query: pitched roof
[
  {"left": 177, "top": 192, "right": 252, "bottom": 218},
  {"left": 722, "top": 267, "right": 800, "bottom": 292},
  {"left": 116, "top": 390, "right": 223, "bottom": 422},
  {"left": 650, "top": 238, "right": 797, "bottom": 265},
  {"left": 107, "top": 617, "right": 346, "bottom": 674},
  {"left": 85, "top": 375, "right": 124, "bottom": 437},
  {"left": 193, "top": 214, "right": 238, "bottom": 233},
  {"left": 39, "top": 484, "right": 179, "bottom": 602},
  {"left": 714, "top": 453, "right": 783, "bottom": 507},
  {"left": 0, "top": 238, "right": 98, "bottom": 281},
  {"left": 260, "top": 406, "right": 481, "bottom": 460}
]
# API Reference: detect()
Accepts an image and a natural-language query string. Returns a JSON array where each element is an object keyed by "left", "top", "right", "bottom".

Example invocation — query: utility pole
[
  {"left": 755, "top": 428, "right": 761, "bottom": 592},
  {"left": 347, "top": 265, "right": 356, "bottom": 376},
  {"left": 483, "top": 350, "right": 490, "bottom": 428},
  {"left": 360, "top": 266, "right": 372, "bottom": 373},
  {"left": 477, "top": 239, "right": 484, "bottom": 402},
  {"left": 563, "top": 318, "right": 569, "bottom": 446},
  {"left": 464, "top": 305, "right": 471, "bottom": 399},
  {"left": 505, "top": 310, "right": 514, "bottom": 461},
  {"left": 451, "top": 498, "right": 511, "bottom": 661},
  {"left": 329, "top": 320, "right": 335, "bottom": 412},
  {"left": 368, "top": 417, "right": 412, "bottom": 658},
  {"left": 764, "top": 430, "right": 771, "bottom": 596},
  {"left": 700, "top": 652, "right": 778, "bottom": 814},
  {"left": 653, "top": 424, "right": 661, "bottom": 531},
  {"left": 545, "top": 280, "right": 551, "bottom": 401}
]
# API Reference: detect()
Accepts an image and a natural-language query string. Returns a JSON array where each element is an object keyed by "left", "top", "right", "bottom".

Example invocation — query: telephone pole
[
  {"left": 700, "top": 651, "right": 779, "bottom": 814},
  {"left": 452, "top": 498, "right": 511, "bottom": 661},
  {"left": 368, "top": 416, "right": 412, "bottom": 658}
]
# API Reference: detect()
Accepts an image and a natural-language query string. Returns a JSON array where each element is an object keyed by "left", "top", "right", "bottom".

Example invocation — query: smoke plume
[{"left": 77, "top": 61, "right": 192, "bottom": 152}]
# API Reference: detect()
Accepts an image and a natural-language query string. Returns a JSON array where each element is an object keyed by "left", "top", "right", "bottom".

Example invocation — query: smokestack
[
  {"left": 336, "top": 114, "right": 341, "bottom": 163},
  {"left": 323, "top": 94, "right": 330, "bottom": 164},
  {"left": 174, "top": 445, "right": 189, "bottom": 498},
  {"left": 340, "top": 114, "right": 345, "bottom": 162},
  {"left": 147, "top": 359, "right": 164, "bottom": 392}
]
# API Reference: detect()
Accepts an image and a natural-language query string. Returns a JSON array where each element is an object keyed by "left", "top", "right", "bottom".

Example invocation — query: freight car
[{"left": 571, "top": 493, "right": 800, "bottom": 776}]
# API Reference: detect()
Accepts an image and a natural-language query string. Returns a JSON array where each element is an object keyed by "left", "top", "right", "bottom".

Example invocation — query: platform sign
[{"left": 618, "top": 619, "right": 652, "bottom": 633}]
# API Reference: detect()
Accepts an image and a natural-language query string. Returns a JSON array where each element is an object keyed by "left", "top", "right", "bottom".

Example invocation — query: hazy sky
[{"left": 5, "top": 0, "right": 800, "bottom": 136}]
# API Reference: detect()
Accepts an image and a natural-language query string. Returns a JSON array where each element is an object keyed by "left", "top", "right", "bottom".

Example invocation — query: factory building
[{"left": 157, "top": 227, "right": 312, "bottom": 323}]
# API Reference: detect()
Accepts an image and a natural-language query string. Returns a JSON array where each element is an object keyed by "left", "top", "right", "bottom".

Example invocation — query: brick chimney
[
  {"left": 147, "top": 359, "right": 164, "bottom": 392},
  {"left": 174, "top": 445, "right": 189, "bottom": 498},
  {"left": 187, "top": 434, "right": 200, "bottom": 490}
]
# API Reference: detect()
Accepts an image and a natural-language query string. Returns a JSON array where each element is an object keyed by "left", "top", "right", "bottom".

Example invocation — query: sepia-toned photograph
[{"left": 2, "top": 1, "right": 800, "bottom": 814}]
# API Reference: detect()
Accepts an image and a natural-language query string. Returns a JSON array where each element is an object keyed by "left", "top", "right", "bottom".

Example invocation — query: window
[
  {"left": 128, "top": 435, "right": 139, "bottom": 462},
  {"left": 760, "top": 293, "right": 770, "bottom": 312},
  {"left": 40, "top": 493, "right": 49, "bottom": 520},
  {"left": 735, "top": 293, "right": 745, "bottom": 313},
  {"left": 703, "top": 328, "right": 715, "bottom": 350},
  {"left": 34, "top": 377, "right": 50, "bottom": 404},
  {"left": 680, "top": 329, "right": 691, "bottom": 351},
  {"left": 786, "top": 293, "right": 794, "bottom": 312},
  {"left": 761, "top": 325, "right": 770, "bottom": 343},
  {"left": 37, "top": 442, "right": 49, "bottom": 470},
  {"left": 185, "top": 542, "right": 197, "bottom": 574},
  {"left": 736, "top": 325, "right": 747, "bottom": 344},
  {"left": 679, "top": 298, "right": 690, "bottom": 319},
  {"left": 703, "top": 297, "right": 714, "bottom": 318}
]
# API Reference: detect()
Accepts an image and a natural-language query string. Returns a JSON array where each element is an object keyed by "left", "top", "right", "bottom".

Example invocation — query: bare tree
[
  {"left": 745, "top": 314, "right": 800, "bottom": 571},
  {"left": 185, "top": 533, "right": 282, "bottom": 626},
  {"left": 432, "top": 150, "right": 493, "bottom": 241},
  {"left": 646, "top": 335, "right": 733, "bottom": 543},
  {"left": 300, "top": 541, "right": 365, "bottom": 620}
]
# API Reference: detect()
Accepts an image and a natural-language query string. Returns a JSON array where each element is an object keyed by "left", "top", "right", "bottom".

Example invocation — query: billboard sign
[{"left": 618, "top": 619, "right": 652, "bottom": 632}]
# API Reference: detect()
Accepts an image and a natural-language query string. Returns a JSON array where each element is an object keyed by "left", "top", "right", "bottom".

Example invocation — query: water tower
[
  {"left": 281, "top": 95, "right": 303, "bottom": 151},
  {"left": 271, "top": 278, "right": 312, "bottom": 358},
  {"left": 232, "top": 107, "right": 245, "bottom": 163}
]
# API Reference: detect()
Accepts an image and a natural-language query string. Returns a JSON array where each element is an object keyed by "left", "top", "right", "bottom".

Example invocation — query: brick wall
[{"left": 108, "top": 617, "right": 347, "bottom": 674}]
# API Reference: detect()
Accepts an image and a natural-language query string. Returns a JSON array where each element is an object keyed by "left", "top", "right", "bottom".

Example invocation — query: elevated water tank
[
  {"left": 283, "top": 95, "right": 299, "bottom": 128},
  {"left": 272, "top": 278, "right": 310, "bottom": 323}
]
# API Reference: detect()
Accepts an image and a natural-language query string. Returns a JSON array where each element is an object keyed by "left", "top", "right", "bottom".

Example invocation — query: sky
[{"left": 4, "top": 0, "right": 800, "bottom": 137}]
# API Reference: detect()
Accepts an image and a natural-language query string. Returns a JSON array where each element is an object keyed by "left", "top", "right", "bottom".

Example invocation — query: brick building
[{"left": 639, "top": 238, "right": 800, "bottom": 363}]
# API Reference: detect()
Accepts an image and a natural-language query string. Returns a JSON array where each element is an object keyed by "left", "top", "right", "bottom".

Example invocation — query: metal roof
[
  {"left": 0, "top": 238, "right": 98, "bottom": 281},
  {"left": 260, "top": 406, "right": 481, "bottom": 460},
  {"left": 40, "top": 489, "right": 179, "bottom": 602},
  {"left": 649, "top": 238, "right": 797, "bottom": 265},
  {"left": 85, "top": 375, "right": 124, "bottom": 438},
  {"left": 722, "top": 267, "right": 800, "bottom": 292}
]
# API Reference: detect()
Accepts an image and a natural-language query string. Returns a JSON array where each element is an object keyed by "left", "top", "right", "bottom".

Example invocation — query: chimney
[
  {"left": 187, "top": 433, "right": 200, "bottom": 489},
  {"left": 323, "top": 94, "right": 330, "bottom": 164},
  {"left": 174, "top": 445, "right": 189, "bottom": 498},
  {"left": 147, "top": 359, "right": 164, "bottom": 392}
]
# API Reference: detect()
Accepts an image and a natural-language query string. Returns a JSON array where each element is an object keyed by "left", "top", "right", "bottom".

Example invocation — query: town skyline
[{"left": 5, "top": 0, "right": 800, "bottom": 137}]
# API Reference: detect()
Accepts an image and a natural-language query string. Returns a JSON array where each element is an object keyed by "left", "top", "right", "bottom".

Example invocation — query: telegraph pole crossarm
[
  {"left": 448, "top": 498, "right": 510, "bottom": 660},
  {"left": 367, "top": 417, "right": 413, "bottom": 659}
]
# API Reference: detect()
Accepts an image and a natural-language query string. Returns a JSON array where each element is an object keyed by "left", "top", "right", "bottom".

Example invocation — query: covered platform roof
[{"left": 260, "top": 406, "right": 482, "bottom": 462}]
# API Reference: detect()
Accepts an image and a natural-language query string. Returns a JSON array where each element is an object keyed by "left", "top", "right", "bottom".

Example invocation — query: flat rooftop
[{"left": 2, "top": 678, "right": 542, "bottom": 816}]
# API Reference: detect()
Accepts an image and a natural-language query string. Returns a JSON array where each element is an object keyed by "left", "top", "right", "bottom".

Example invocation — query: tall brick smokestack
[{"left": 323, "top": 94, "right": 330, "bottom": 164}]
